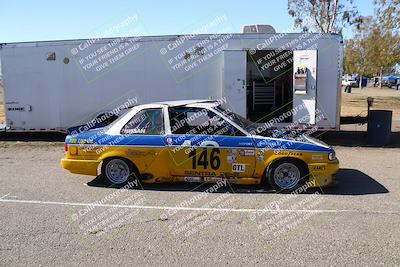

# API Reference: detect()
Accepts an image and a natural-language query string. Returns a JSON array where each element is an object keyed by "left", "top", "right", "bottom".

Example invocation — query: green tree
[
  {"left": 288, "top": 0, "right": 360, "bottom": 33},
  {"left": 373, "top": 0, "right": 400, "bottom": 77},
  {"left": 343, "top": 0, "right": 399, "bottom": 82}
]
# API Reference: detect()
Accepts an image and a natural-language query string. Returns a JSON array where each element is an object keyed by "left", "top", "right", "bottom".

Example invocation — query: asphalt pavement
[{"left": 0, "top": 141, "right": 399, "bottom": 266}]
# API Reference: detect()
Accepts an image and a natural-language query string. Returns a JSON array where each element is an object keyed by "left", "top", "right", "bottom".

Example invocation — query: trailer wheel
[
  {"left": 101, "top": 157, "right": 140, "bottom": 187},
  {"left": 266, "top": 158, "right": 308, "bottom": 193}
]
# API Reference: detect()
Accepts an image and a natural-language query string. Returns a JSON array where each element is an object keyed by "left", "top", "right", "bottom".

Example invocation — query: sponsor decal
[
  {"left": 126, "top": 149, "right": 157, "bottom": 157},
  {"left": 238, "top": 142, "right": 253, "bottom": 146},
  {"left": 311, "top": 165, "right": 326, "bottom": 171},
  {"left": 80, "top": 146, "right": 98, "bottom": 153},
  {"left": 124, "top": 128, "right": 145, "bottom": 134},
  {"left": 166, "top": 137, "right": 173, "bottom": 145},
  {"left": 312, "top": 154, "right": 323, "bottom": 161},
  {"left": 232, "top": 163, "right": 246, "bottom": 173},
  {"left": 227, "top": 149, "right": 238, "bottom": 164},
  {"left": 8, "top": 107, "right": 25, "bottom": 111},
  {"left": 78, "top": 139, "right": 94, "bottom": 144},
  {"left": 184, "top": 177, "right": 202, "bottom": 182},
  {"left": 184, "top": 170, "right": 216, "bottom": 177},
  {"left": 274, "top": 150, "right": 303, "bottom": 156},
  {"left": 257, "top": 150, "right": 264, "bottom": 162},
  {"left": 239, "top": 149, "right": 255, "bottom": 157},
  {"left": 227, "top": 155, "right": 237, "bottom": 164}
]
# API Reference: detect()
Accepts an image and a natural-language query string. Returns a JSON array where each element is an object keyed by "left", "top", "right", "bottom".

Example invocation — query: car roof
[
  {"left": 155, "top": 99, "right": 218, "bottom": 106},
  {"left": 134, "top": 99, "right": 221, "bottom": 109}
]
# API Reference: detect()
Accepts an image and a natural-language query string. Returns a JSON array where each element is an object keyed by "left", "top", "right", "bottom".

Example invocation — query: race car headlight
[{"left": 328, "top": 152, "right": 336, "bottom": 161}]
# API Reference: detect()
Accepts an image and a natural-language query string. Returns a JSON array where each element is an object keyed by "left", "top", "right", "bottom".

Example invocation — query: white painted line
[
  {"left": 0, "top": 198, "right": 399, "bottom": 215},
  {"left": 0, "top": 193, "right": 10, "bottom": 199}
]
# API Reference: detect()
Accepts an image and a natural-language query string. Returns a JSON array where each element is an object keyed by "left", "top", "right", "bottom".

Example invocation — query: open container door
[
  {"left": 292, "top": 50, "right": 317, "bottom": 124},
  {"left": 222, "top": 50, "right": 247, "bottom": 117}
]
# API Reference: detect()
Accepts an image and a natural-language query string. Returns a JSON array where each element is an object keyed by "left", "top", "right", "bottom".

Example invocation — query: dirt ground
[{"left": 341, "top": 87, "right": 400, "bottom": 131}]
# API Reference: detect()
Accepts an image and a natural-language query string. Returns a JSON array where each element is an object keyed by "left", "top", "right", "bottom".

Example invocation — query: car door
[
  {"left": 119, "top": 107, "right": 170, "bottom": 180},
  {"left": 165, "top": 106, "right": 256, "bottom": 181}
]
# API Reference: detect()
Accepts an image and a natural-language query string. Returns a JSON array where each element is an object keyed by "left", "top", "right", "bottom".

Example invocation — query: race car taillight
[{"left": 64, "top": 144, "right": 68, "bottom": 152}]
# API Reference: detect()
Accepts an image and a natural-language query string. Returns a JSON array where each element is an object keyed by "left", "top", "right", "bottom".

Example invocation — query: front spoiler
[{"left": 308, "top": 160, "right": 339, "bottom": 187}]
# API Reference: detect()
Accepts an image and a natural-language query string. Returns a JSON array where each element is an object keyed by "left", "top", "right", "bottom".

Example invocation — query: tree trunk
[{"left": 379, "top": 67, "right": 383, "bottom": 88}]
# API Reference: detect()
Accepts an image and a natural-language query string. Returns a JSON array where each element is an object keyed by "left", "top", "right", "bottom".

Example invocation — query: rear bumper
[
  {"left": 61, "top": 158, "right": 99, "bottom": 176},
  {"left": 308, "top": 160, "right": 339, "bottom": 187}
]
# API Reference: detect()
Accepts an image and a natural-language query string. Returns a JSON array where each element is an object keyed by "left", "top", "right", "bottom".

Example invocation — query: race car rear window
[{"left": 121, "top": 108, "right": 164, "bottom": 135}]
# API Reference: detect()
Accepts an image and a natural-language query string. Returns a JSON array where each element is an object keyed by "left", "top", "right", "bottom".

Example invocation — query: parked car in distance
[{"left": 342, "top": 77, "right": 358, "bottom": 87}]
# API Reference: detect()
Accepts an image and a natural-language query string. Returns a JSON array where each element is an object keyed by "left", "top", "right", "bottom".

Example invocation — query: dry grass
[{"left": 341, "top": 87, "right": 400, "bottom": 131}]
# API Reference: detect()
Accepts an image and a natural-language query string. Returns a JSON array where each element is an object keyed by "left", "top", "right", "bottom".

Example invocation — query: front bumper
[
  {"left": 61, "top": 158, "right": 99, "bottom": 176},
  {"left": 308, "top": 160, "right": 339, "bottom": 187}
]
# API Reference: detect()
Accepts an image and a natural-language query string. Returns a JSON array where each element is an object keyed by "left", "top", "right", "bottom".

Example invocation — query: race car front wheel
[
  {"left": 267, "top": 159, "right": 307, "bottom": 193},
  {"left": 101, "top": 158, "right": 140, "bottom": 186}
]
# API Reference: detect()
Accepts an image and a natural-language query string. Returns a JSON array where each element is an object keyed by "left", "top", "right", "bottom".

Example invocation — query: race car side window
[
  {"left": 169, "top": 107, "right": 245, "bottom": 136},
  {"left": 121, "top": 108, "right": 164, "bottom": 135}
]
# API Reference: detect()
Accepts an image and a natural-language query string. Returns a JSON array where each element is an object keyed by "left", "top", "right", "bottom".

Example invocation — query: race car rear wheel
[
  {"left": 267, "top": 158, "right": 307, "bottom": 193},
  {"left": 101, "top": 158, "right": 140, "bottom": 186}
]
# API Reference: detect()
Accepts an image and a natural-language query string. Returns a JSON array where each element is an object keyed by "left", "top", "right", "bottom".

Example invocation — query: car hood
[{"left": 252, "top": 130, "right": 331, "bottom": 152}]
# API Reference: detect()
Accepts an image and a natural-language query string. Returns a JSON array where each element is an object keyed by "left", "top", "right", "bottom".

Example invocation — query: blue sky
[{"left": 1, "top": 0, "right": 374, "bottom": 43}]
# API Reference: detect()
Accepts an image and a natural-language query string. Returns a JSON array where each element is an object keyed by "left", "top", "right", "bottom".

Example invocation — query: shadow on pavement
[
  {"left": 316, "top": 131, "right": 400, "bottom": 148},
  {"left": 311, "top": 168, "right": 389, "bottom": 195},
  {"left": 0, "top": 132, "right": 65, "bottom": 141},
  {"left": 87, "top": 168, "right": 388, "bottom": 195}
]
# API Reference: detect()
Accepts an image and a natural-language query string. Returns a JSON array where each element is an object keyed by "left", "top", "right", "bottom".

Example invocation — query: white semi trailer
[{"left": 0, "top": 26, "right": 343, "bottom": 133}]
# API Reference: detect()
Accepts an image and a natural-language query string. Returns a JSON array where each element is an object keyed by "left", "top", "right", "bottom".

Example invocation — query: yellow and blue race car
[{"left": 61, "top": 100, "right": 339, "bottom": 193}]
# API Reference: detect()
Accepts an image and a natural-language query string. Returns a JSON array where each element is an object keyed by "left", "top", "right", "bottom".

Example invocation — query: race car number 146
[{"left": 188, "top": 148, "right": 220, "bottom": 170}]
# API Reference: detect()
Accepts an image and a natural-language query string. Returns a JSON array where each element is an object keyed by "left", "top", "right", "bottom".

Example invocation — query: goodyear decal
[{"left": 274, "top": 150, "right": 303, "bottom": 156}]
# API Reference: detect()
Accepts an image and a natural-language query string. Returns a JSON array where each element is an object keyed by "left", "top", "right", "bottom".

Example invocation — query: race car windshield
[{"left": 214, "top": 106, "right": 256, "bottom": 134}]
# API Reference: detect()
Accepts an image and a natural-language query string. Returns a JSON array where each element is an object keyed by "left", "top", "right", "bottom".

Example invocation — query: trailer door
[
  {"left": 292, "top": 50, "right": 317, "bottom": 124},
  {"left": 223, "top": 50, "right": 247, "bottom": 117}
]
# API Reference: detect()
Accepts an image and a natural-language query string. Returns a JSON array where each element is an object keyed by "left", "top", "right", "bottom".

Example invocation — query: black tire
[
  {"left": 266, "top": 158, "right": 308, "bottom": 193},
  {"left": 101, "top": 157, "right": 140, "bottom": 187}
]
